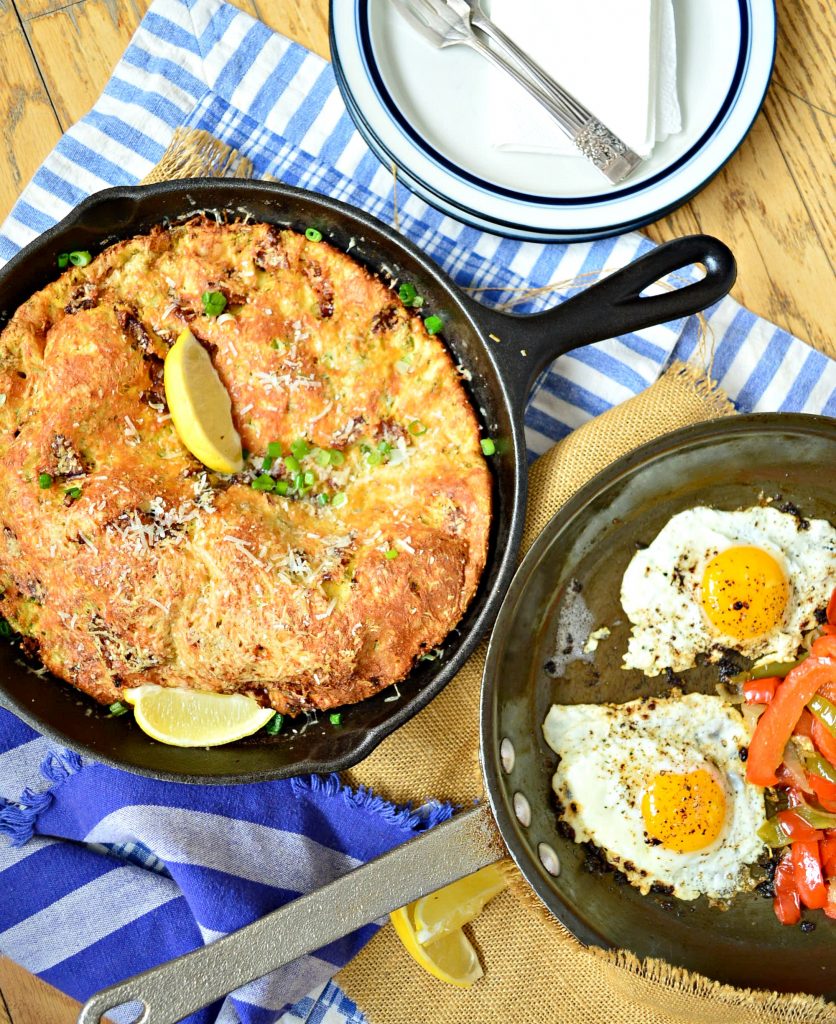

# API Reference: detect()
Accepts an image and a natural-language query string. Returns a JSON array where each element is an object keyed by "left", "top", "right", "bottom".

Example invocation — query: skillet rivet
[
  {"left": 513, "top": 791, "right": 531, "bottom": 827},
  {"left": 538, "top": 843, "right": 561, "bottom": 877},
  {"left": 500, "top": 738, "right": 515, "bottom": 773}
]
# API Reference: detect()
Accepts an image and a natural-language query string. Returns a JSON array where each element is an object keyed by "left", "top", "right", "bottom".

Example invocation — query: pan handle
[
  {"left": 479, "top": 234, "right": 736, "bottom": 406},
  {"left": 77, "top": 805, "right": 502, "bottom": 1024}
]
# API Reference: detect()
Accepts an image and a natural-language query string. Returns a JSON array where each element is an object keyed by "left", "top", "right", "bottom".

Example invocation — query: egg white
[
  {"left": 621, "top": 506, "right": 836, "bottom": 676},
  {"left": 542, "top": 693, "right": 767, "bottom": 900}
]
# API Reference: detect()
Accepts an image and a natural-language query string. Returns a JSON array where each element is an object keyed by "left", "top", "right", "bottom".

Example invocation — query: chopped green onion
[
  {"left": 270, "top": 338, "right": 285, "bottom": 351},
  {"left": 480, "top": 438, "right": 497, "bottom": 456},
  {"left": 108, "top": 701, "right": 130, "bottom": 717},
  {"left": 332, "top": 492, "right": 347, "bottom": 509},
  {"left": 408, "top": 420, "right": 427, "bottom": 436},
  {"left": 201, "top": 290, "right": 227, "bottom": 317},
  {"left": 261, "top": 455, "right": 274, "bottom": 471},
  {"left": 264, "top": 712, "right": 284, "bottom": 735},
  {"left": 423, "top": 314, "right": 442, "bottom": 335},
  {"left": 275, "top": 480, "right": 289, "bottom": 496},
  {"left": 806, "top": 753, "right": 836, "bottom": 785},
  {"left": 284, "top": 455, "right": 301, "bottom": 475},
  {"left": 267, "top": 440, "right": 283, "bottom": 458},
  {"left": 419, "top": 649, "right": 441, "bottom": 662},
  {"left": 385, "top": 548, "right": 399, "bottom": 560},
  {"left": 809, "top": 693, "right": 836, "bottom": 737},
  {"left": 57, "top": 253, "right": 70, "bottom": 269},
  {"left": 0, "top": 619, "right": 12, "bottom": 637},
  {"left": 251, "top": 473, "right": 275, "bottom": 492},
  {"left": 377, "top": 440, "right": 392, "bottom": 455},
  {"left": 314, "top": 448, "right": 331, "bottom": 467},
  {"left": 303, "top": 470, "right": 315, "bottom": 486},
  {"left": 365, "top": 449, "right": 383, "bottom": 466},
  {"left": 398, "top": 282, "right": 424, "bottom": 307},
  {"left": 317, "top": 493, "right": 330, "bottom": 506},
  {"left": 329, "top": 712, "right": 342, "bottom": 726},
  {"left": 65, "top": 486, "right": 83, "bottom": 501},
  {"left": 305, "top": 227, "right": 323, "bottom": 243},
  {"left": 290, "top": 437, "right": 310, "bottom": 460},
  {"left": 38, "top": 472, "right": 53, "bottom": 490},
  {"left": 329, "top": 450, "right": 345, "bottom": 467},
  {"left": 69, "top": 250, "right": 92, "bottom": 267}
]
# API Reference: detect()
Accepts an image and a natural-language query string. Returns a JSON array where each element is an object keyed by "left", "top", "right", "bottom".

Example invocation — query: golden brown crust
[{"left": 0, "top": 217, "right": 491, "bottom": 714}]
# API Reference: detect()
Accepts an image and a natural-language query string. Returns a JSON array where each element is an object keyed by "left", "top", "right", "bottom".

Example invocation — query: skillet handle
[
  {"left": 482, "top": 234, "right": 736, "bottom": 405},
  {"left": 77, "top": 805, "right": 502, "bottom": 1024}
]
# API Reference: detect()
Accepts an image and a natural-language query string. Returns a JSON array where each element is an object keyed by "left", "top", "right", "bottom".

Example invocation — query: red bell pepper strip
[
  {"left": 821, "top": 833, "right": 836, "bottom": 878},
  {"left": 743, "top": 676, "right": 779, "bottom": 704},
  {"left": 811, "top": 635, "right": 836, "bottom": 659},
  {"left": 747, "top": 658, "right": 836, "bottom": 787},
  {"left": 776, "top": 809, "right": 824, "bottom": 843},
  {"left": 794, "top": 709, "right": 815, "bottom": 740},
  {"left": 811, "top": 718, "right": 836, "bottom": 768},
  {"left": 807, "top": 774, "right": 836, "bottom": 812},
  {"left": 773, "top": 850, "right": 801, "bottom": 925},
  {"left": 792, "top": 840, "right": 827, "bottom": 909},
  {"left": 825, "top": 880, "right": 836, "bottom": 919}
]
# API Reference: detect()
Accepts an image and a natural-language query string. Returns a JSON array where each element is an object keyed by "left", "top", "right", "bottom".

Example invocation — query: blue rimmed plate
[{"left": 330, "top": 0, "right": 776, "bottom": 241}]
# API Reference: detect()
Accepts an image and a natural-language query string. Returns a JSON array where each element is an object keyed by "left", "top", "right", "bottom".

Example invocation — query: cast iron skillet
[
  {"left": 79, "top": 414, "right": 836, "bottom": 1024},
  {"left": 0, "top": 178, "right": 735, "bottom": 782}
]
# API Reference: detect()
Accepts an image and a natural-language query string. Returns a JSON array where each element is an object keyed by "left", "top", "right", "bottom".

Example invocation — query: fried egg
[
  {"left": 542, "top": 693, "right": 767, "bottom": 900},
  {"left": 621, "top": 506, "right": 836, "bottom": 676}
]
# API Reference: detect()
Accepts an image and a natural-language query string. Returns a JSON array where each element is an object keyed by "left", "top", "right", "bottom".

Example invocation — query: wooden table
[{"left": 0, "top": 1, "right": 834, "bottom": 1020}]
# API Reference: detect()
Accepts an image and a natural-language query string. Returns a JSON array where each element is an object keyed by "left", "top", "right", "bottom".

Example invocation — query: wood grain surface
[{"left": 0, "top": 0, "right": 833, "bottom": 1021}]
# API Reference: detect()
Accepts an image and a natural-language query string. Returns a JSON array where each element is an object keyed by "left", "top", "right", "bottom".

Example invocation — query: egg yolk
[
  {"left": 700, "top": 545, "right": 788, "bottom": 640},
  {"left": 641, "top": 769, "right": 726, "bottom": 853}
]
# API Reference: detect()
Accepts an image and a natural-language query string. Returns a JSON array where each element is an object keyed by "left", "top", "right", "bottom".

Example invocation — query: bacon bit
[
  {"left": 372, "top": 306, "right": 400, "bottom": 334},
  {"left": 64, "top": 283, "right": 99, "bottom": 314},
  {"left": 116, "top": 308, "right": 154, "bottom": 352}
]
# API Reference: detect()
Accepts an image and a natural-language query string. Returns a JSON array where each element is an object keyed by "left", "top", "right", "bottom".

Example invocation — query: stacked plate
[{"left": 330, "top": 1, "right": 777, "bottom": 242}]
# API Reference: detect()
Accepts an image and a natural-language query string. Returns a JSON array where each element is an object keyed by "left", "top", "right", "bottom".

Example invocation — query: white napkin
[{"left": 488, "top": 0, "right": 681, "bottom": 158}]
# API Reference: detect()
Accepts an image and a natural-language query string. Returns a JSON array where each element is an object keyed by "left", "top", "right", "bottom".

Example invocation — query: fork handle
[{"left": 466, "top": 14, "right": 641, "bottom": 184}]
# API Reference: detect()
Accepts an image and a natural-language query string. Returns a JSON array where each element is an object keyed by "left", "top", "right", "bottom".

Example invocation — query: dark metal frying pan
[
  {"left": 0, "top": 179, "right": 735, "bottom": 782},
  {"left": 79, "top": 413, "right": 836, "bottom": 1023}
]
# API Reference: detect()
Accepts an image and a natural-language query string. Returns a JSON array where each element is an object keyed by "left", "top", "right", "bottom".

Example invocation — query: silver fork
[{"left": 392, "top": 0, "right": 642, "bottom": 184}]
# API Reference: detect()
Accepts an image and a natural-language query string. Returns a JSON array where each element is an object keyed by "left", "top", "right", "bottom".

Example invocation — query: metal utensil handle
[
  {"left": 77, "top": 805, "right": 502, "bottom": 1024},
  {"left": 460, "top": 2, "right": 641, "bottom": 182}
]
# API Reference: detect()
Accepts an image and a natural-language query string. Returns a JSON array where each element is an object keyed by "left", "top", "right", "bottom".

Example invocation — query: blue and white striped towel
[{"left": 0, "top": 1, "right": 834, "bottom": 1022}]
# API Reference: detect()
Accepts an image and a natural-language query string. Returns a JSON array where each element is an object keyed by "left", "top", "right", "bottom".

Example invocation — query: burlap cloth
[{"left": 143, "top": 132, "right": 832, "bottom": 1024}]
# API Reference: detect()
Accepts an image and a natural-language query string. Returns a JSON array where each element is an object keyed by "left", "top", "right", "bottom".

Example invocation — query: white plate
[{"left": 330, "top": 0, "right": 777, "bottom": 240}]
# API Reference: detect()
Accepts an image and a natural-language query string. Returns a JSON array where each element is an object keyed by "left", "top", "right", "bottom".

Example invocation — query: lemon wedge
[
  {"left": 413, "top": 862, "right": 508, "bottom": 945},
  {"left": 164, "top": 327, "right": 243, "bottom": 473},
  {"left": 122, "top": 686, "right": 275, "bottom": 747},
  {"left": 389, "top": 903, "right": 483, "bottom": 988}
]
